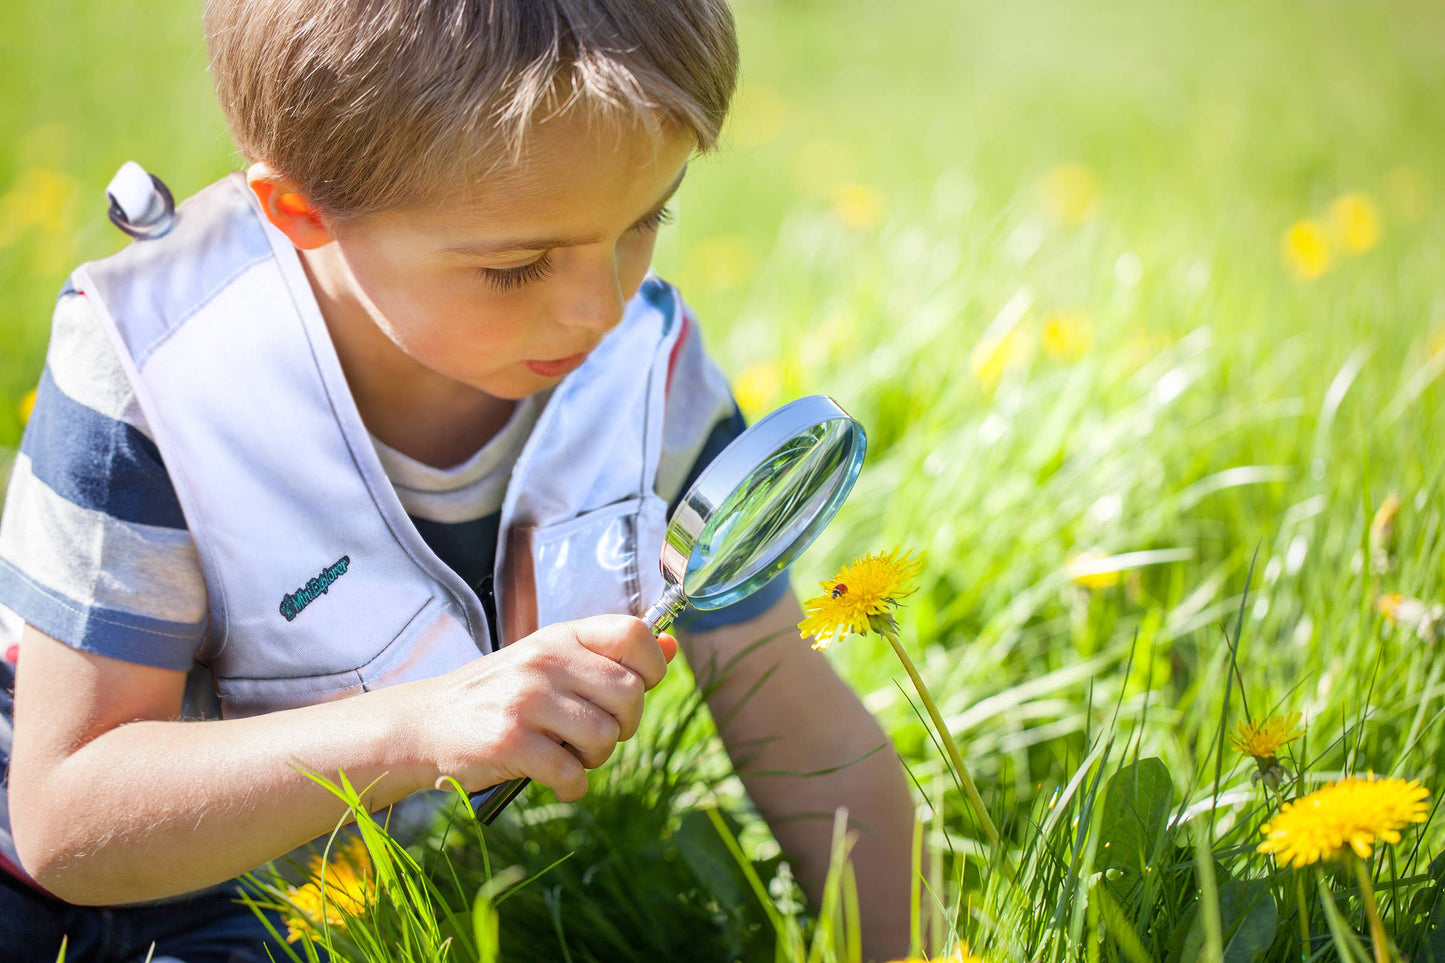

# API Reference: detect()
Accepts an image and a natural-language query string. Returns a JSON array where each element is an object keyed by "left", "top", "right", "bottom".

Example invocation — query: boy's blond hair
[{"left": 204, "top": 0, "right": 738, "bottom": 219}]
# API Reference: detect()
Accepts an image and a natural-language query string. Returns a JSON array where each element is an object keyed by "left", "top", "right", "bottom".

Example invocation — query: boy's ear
[{"left": 246, "top": 164, "right": 335, "bottom": 250}]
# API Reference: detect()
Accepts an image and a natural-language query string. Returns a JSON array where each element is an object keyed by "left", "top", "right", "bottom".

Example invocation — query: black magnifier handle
[
  {"left": 469, "top": 586, "right": 689, "bottom": 823},
  {"left": 469, "top": 779, "right": 528, "bottom": 823}
]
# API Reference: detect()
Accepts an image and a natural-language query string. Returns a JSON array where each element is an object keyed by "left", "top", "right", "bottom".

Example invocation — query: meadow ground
[{"left": 4, "top": 0, "right": 1445, "bottom": 959}]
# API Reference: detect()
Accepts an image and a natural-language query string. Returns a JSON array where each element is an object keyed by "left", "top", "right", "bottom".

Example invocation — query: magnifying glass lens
[{"left": 685, "top": 417, "right": 864, "bottom": 609}]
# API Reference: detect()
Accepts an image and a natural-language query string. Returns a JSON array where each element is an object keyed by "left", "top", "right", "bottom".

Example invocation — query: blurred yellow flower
[
  {"left": 970, "top": 328, "right": 1028, "bottom": 392},
  {"left": 799, "top": 548, "right": 925, "bottom": 650},
  {"left": 1370, "top": 492, "right": 1400, "bottom": 549},
  {"left": 1258, "top": 775, "right": 1429, "bottom": 868},
  {"left": 1066, "top": 549, "right": 1121, "bottom": 590},
  {"left": 1040, "top": 311, "right": 1092, "bottom": 361},
  {"left": 1281, "top": 220, "right": 1331, "bottom": 280},
  {"left": 0, "top": 166, "right": 80, "bottom": 249},
  {"left": 283, "top": 836, "right": 374, "bottom": 944},
  {"left": 1430, "top": 327, "right": 1445, "bottom": 360},
  {"left": 732, "top": 361, "right": 783, "bottom": 417},
  {"left": 832, "top": 183, "right": 886, "bottom": 229},
  {"left": 1370, "top": 492, "right": 1400, "bottom": 571},
  {"left": 1376, "top": 593, "right": 1445, "bottom": 642},
  {"left": 1328, "top": 192, "right": 1382, "bottom": 254},
  {"left": 1040, "top": 164, "right": 1101, "bottom": 225},
  {"left": 18, "top": 388, "right": 37, "bottom": 425}
]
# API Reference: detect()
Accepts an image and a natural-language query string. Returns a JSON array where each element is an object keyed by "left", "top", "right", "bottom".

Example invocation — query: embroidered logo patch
[{"left": 280, "top": 555, "right": 351, "bottom": 622}]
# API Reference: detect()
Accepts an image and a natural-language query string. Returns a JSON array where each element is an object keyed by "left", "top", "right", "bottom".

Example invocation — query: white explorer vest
[{"left": 73, "top": 173, "right": 679, "bottom": 718}]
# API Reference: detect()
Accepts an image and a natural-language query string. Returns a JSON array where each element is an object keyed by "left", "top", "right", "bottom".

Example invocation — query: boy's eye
[
  {"left": 631, "top": 205, "right": 674, "bottom": 234},
  {"left": 479, "top": 253, "right": 555, "bottom": 292},
  {"left": 474, "top": 208, "right": 671, "bottom": 292}
]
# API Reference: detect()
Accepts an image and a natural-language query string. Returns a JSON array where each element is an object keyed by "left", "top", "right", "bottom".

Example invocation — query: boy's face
[{"left": 297, "top": 112, "right": 692, "bottom": 401}]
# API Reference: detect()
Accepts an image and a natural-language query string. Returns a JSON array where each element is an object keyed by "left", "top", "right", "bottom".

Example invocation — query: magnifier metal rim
[{"left": 660, "top": 394, "right": 865, "bottom": 606}]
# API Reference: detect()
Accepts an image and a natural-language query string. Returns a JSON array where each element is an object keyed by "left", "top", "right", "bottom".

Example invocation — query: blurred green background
[
  {"left": 4, "top": 1, "right": 1445, "bottom": 953},
  {"left": 4, "top": 0, "right": 1441, "bottom": 442}
]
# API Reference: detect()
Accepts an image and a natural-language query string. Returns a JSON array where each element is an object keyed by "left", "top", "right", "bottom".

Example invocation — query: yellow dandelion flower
[
  {"left": 799, "top": 548, "right": 925, "bottom": 650},
  {"left": 1066, "top": 549, "right": 1121, "bottom": 590},
  {"left": 832, "top": 183, "right": 886, "bottom": 229},
  {"left": 1231, "top": 713, "right": 1304, "bottom": 789},
  {"left": 1281, "top": 220, "right": 1331, "bottom": 280},
  {"left": 1258, "top": 775, "right": 1429, "bottom": 868},
  {"left": 18, "top": 387, "right": 37, "bottom": 425},
  {"left": 1328, "top": 192, "right": 1382, "bottom": 254},
  {"left": 1231, "top": 713, "right": 1303, "bottom": 759},
  {"left": 282, "top": 836, "right": 374, "bottom": 944},
  {"left": 1040, "top": 164, "right": 1101, "bottom": 225}
]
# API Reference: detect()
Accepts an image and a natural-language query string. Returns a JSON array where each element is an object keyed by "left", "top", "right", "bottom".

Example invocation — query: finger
[
  {"left": 658, "top": 632, "right": 678, "bottom": 664},
  {"left": 569, "top": 656, "right": 647, "bottom": 741},
  {"left": 536, "top": 746, "right": 590, "bottom": 803},
  {"left": 481, "top": 730, "right": 588, "bottom": 802},
  {"left": 568, "top": 615, "right": 669, "bottom": 690},
  {"left": 537, "top": 692, "right": 623, "bottom": 769}
]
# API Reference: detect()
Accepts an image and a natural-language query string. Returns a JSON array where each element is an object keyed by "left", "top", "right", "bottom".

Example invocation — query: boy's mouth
[{"left": 525, "top": 351, "right": 590, "bottom": 377}]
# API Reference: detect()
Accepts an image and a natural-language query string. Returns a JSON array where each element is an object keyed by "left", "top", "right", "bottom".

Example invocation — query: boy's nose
[{"left": 557, "top": 257, "right": 626, "bottom": 334}]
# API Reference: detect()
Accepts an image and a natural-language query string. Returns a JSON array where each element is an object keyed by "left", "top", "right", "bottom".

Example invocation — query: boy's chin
[{"left": 471, "top": 369, "right": 562, "bottom": 401}]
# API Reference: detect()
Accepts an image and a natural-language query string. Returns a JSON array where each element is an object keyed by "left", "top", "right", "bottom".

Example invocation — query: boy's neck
[{"left": 298, "top": 245, "right": 517, "bottom": 470}]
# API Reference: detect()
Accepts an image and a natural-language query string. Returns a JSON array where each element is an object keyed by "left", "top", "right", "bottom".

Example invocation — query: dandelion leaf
[
  {"left": 675, "top": 808, "right": 754, "bottom": 915},
  {"left": 1098, "top": 757, "right": 1173, "bottom": 874},
  {"left": 1169, "top": 879, "right": 1277, "bottom": 963}
]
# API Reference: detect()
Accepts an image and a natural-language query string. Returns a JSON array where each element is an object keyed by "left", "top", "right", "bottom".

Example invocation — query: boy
[{"left": 0, "top": 1, "right": 914, "bottom": 959}]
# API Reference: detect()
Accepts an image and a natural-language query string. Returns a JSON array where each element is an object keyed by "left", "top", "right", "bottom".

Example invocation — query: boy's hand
[{"left": 408, "top": 614, "right": 675, "bottom": 802}]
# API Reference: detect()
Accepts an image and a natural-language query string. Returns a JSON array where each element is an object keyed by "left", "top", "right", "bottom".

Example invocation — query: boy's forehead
[
  {"left": 490, "top": 110, "right": 685, "bottom": 193},
  {"left": 397, "top": 110, "right": 692, "bottom": 241}
]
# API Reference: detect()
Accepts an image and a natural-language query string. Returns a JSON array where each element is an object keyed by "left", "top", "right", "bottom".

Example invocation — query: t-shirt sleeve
[
  {"left": 0, "top": 290, "right": 207, "bottom": 670},
  {"left": 652, "top": 306, "right": 791, "bottom": 633}
]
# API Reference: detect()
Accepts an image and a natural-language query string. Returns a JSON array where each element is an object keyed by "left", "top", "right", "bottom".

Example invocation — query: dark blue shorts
[{"left": 0, "top": 869, "right": 296, "bottom": 963}]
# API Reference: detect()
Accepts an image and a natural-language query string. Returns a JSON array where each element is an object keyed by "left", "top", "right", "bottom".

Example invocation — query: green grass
[{"left": 9, "top": 0, "right": 1445, "bottom": 959}]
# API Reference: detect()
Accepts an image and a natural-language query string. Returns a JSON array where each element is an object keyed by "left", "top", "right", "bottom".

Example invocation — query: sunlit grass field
[{"left": 6, "top": 0, "right": 1445, "bottom": 959}]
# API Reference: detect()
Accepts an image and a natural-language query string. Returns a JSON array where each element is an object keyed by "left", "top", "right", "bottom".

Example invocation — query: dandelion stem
[
  {"left": 1295, "top": 870, "right": 1310, "bottom": 962},
  {"left": 1353, "top": 856, "right": 1390, "bottom": 963},
  {"left": 878, "top": 624, "right": 1003, "bottom": 857}
]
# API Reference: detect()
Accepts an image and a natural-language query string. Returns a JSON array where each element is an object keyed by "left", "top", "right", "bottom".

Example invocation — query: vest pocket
[{"left": 521, "top": 493, "right": 670, "bottom": 633}]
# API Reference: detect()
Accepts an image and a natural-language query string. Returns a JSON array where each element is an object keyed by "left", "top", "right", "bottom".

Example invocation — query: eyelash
[{"left": 478, "top": 206, "right": 674, "bottom": 292}]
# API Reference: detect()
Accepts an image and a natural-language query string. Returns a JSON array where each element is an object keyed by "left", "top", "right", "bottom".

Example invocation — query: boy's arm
[
  {"left": 679, "top": 589, "right": 915, "bottom": 963},
  {"left": 9, "top": 615, "right": 670, "bottom": 905}
]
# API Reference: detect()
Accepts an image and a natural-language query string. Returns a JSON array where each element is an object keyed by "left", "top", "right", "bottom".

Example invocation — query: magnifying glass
[{"left": 469, "top": 394, "right": 867, "bottom": 823}]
